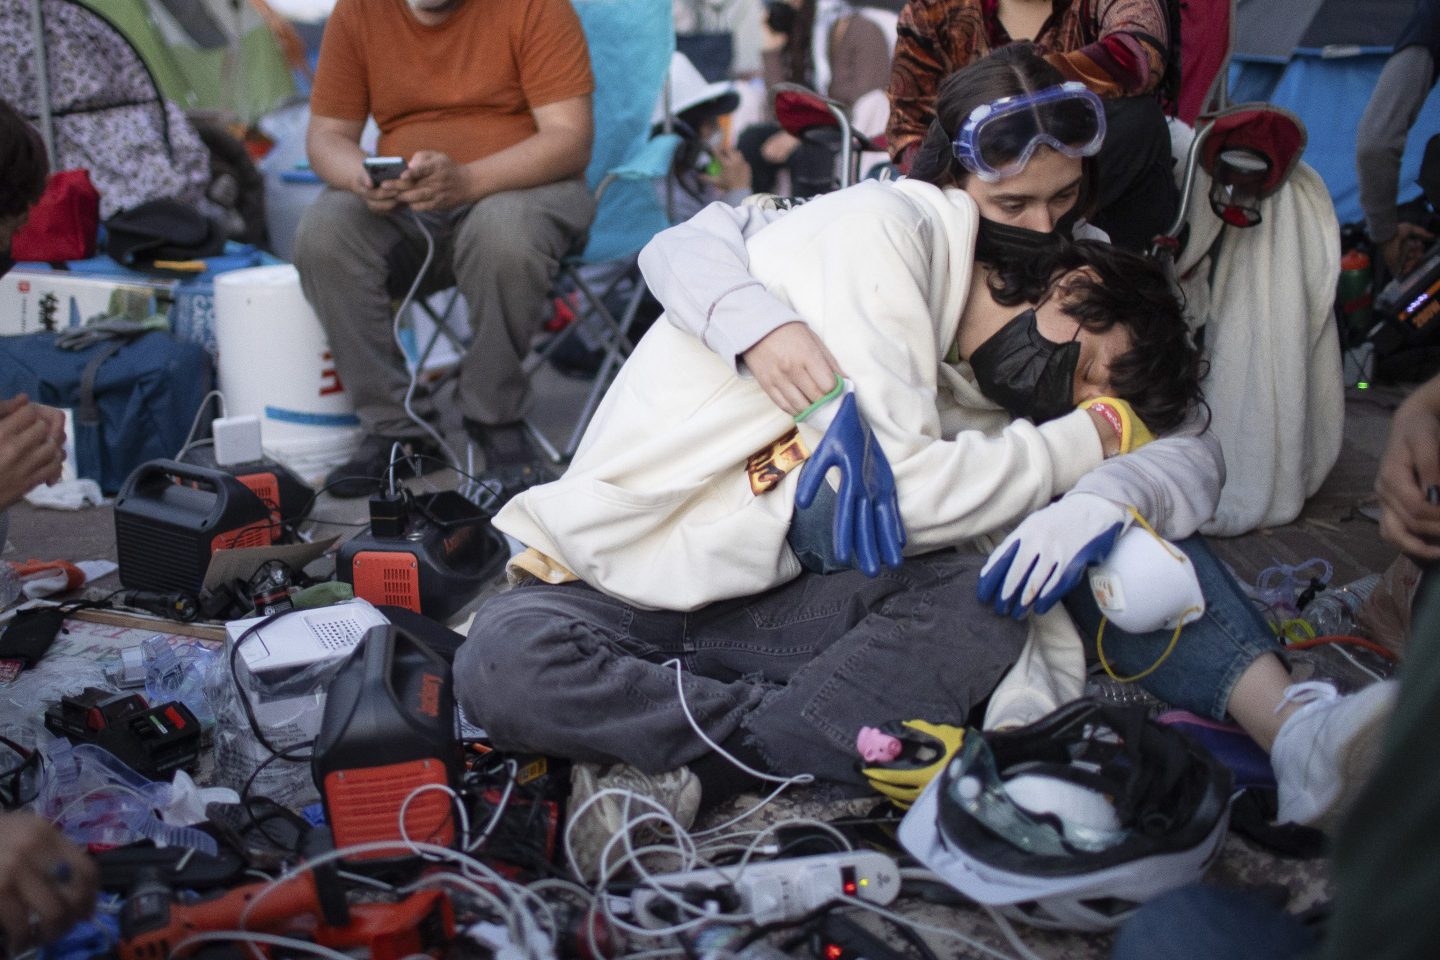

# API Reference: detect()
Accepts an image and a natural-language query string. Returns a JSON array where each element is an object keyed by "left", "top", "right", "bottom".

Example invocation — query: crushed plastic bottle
[
  {"left": 36, "top": 740, "right": 219, "bottom": 856},
  {"left": 1301, "top": 573, "right": 1382, "bottom": 637},
  {"left": 142, "top": 635, "right": 216, "bottom": 725}
]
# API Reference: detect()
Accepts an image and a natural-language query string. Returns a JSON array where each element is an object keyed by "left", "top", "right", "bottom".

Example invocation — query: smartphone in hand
[{"left": 364, "top": 156, "right": 408, "bottom": 187}]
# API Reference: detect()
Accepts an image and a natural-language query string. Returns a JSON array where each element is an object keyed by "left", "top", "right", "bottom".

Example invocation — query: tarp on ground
[{"left": 1228, "top": 0, "right": 1440, "bottom": 225}]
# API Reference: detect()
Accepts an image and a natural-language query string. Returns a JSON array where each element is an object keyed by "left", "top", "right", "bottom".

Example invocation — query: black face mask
[
  {"left": 974, "top": 216, "right": 1064, "bottom": 265},
  {"left": 972, "top": 203, "right": 1085, "bottom": 262},
  {"left": 968, "top": 307, "right": 1081, "bottom": 423}
]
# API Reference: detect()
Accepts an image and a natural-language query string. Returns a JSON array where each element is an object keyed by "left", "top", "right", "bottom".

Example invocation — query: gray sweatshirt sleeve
[
  {"left": 1357, "top": 45, "right": 1436, "bottom": 244},
  {"left": 1066, "top": 412, "right": 1224, "bottom": 540},
  {"left": 638, "top": 201, "right": 803, "bottom": 372}
]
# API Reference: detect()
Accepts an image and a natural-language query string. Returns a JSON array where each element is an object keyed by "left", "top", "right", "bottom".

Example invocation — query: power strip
[{"left": 631, "top": 850, "right": 900, "bottom": 928}]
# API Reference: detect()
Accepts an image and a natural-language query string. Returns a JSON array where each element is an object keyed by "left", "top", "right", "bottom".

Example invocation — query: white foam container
[{"left": 212, "top": 264, "right": 361, "bottom": 479}]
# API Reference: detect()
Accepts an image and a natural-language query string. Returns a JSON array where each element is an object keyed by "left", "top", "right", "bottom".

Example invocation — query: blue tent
[{"left": 1229, "top": 0, "right": 1440, "bottom": 226}]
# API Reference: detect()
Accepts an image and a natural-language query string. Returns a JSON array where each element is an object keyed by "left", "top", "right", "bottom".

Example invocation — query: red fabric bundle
[{"left": 10, "top": 169, "right": 100, "bottom": 262}]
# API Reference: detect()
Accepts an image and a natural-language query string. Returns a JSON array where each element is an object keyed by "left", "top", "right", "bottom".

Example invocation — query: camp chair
[
  {"left": 1150, "top": 0, "right": 1342, "bottom": 537},
  {"left": 769, "top": 82, "right": 892, "bottom": 192},
  {"left": 1152, "top": 0, "right": 1308, "bottom": 258},
  {"left": 519, "top": 0, "right": 681, "bottom": 463}
]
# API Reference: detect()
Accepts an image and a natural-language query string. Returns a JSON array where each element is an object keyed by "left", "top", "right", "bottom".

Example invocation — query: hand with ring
[{"left": 0, "top": 812, "right": 98, "bottom": 954}]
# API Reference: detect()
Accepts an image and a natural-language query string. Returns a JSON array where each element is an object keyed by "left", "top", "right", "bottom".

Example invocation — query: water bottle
[
  {"left": 1337, "top": 248, "right": 1374, "bottom": 342},
  {"left": 1302, "top": 573, "right": 1382, "bottom": 637},
  {"left": 142, "top": 635, "right": 215, "bottom": 725}
]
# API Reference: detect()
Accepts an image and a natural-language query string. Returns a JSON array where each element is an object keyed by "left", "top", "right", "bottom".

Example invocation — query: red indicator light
[{"left": 825, "top": 945, "right": 844, "bottom": 960}]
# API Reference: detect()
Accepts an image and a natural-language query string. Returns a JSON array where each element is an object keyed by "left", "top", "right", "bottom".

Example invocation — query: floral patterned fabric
[{"left": 0, "top": 0, "right": 210, "bottom": 219}]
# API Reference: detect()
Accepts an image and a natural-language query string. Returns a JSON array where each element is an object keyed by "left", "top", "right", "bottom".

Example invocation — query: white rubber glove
[{"left": 978, "top": 494, "right": 1131, "bottom": 619}]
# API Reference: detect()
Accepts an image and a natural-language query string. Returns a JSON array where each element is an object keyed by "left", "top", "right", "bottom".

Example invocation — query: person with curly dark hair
[
  {"left": 886, "top": 0, "right": 1179, "bottom": 250},
  {"left": 0, "top": 97, "right": 50, "bottom": 269},
  {"left": 451, "top": 48, "right": 1393, "bottom": 847}
]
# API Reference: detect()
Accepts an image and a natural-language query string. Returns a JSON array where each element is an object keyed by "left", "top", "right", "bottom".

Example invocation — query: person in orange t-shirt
[{"left": 295, "top": 0, "right": 597, "bottom": 500}]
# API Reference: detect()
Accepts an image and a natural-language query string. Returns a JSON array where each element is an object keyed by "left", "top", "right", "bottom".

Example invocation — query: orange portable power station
[{"left": 311, "top": 622, "right": 461, "bottom": 862}]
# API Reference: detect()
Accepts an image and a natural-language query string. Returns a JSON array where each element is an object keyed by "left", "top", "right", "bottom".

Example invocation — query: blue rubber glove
[
  {"left": 794, "top": 392, "right": 906, "bottom": 576},
  {"left": 977, "top": 493, "right": 1129, "bottom": 619}
]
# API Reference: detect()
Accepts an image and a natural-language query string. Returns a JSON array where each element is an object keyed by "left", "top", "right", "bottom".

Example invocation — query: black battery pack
[
  {"left": 44, "top": 688, "right": 201, "bottom": 778},
  {"left": 312, "top": 623, "right": 460, "bottom": 863},
  {"left": 114, "top": 459, "right": 274, "bottom": 593},
  {"left": 337, "top": 491, "right": 506, "bottom": 622}
]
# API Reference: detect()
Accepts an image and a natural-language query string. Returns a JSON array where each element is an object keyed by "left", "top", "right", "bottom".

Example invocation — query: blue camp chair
[{"left": 521, "top": 0, "right": 681, "bottom": 463}]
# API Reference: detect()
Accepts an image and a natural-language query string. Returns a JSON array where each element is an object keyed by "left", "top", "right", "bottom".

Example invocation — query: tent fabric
[
  {"left": 1228, "top": 0, "right": 1440, "bottom": 226},
  {"left": 1230, "top": 53, "right": 1440, "bottom": 225},
  {"left": 0, "top": 0, "right": 211, "bottom": 219},
  {"left": 88, "top": 0, "right": 297, "bottom": 123},
  {"left": 1234, "top": 0, "right": 1414, "bottom": 61}
]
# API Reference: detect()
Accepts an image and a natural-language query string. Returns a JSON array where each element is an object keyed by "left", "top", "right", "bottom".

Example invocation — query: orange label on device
[{"left": 746, "top": 428, "right": 811, "bottom": 495}]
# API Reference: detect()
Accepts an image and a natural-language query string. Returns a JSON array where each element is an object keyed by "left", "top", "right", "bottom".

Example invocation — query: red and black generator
[
  {"left": 113, "top": 460, "right": 274, "bottom": 593},
  {"left": 311, "top": 623, "right": 461, "bottom": 863}
]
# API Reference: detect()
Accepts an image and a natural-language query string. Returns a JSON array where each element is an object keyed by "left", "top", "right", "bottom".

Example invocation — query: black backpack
[{"left": 104, "top": 198, "right": 226, "bottom": 268}]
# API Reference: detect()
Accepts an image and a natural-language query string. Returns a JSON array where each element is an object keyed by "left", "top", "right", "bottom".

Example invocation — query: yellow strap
[{"left": 1095, "top": 608, "right": 1199, "bottom": 683}]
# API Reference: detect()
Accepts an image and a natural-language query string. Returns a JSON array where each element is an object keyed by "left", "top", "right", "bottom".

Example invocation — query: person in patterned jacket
[{"left": 886, "top": 0, "right": 1178, "bottom": 250}]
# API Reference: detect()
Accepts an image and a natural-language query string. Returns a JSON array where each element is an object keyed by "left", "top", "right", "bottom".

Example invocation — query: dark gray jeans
[{"left": 453, "top": 550, "right": 1027, "bottom": 787}]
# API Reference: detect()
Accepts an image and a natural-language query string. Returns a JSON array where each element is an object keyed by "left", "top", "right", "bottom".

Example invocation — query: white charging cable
[{"left": 389, "top": 209, "right": 461, "bottom": 470}]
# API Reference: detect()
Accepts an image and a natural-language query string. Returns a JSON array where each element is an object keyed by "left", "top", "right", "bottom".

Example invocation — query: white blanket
[{"left": 1174, "top": 152, "right": 1344, "bottom": 536}]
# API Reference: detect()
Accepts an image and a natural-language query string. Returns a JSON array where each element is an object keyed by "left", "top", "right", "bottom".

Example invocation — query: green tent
[{"left": 78, "top": 0, "right": 297, "bottom": 123}]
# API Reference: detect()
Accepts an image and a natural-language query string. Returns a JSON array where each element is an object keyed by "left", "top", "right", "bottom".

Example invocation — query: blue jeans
[
  {"left": 1111, "top": 886, "right": 1318, "bottom": 960},
  {"left": 1066, "top": 536, "right": 1281, "bottom": 720}
]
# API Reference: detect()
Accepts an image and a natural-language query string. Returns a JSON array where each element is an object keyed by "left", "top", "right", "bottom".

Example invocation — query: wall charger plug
[{"left": 213, "top": 415, "right": 263, "bottom": 466}]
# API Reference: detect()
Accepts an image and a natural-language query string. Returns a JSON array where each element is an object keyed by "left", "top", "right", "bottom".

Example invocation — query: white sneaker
[
  {"left": 1270, "top": 680, "right": 1398, "bottom": 828},
  {"left": 565, "top": 762, "right": 701, "bottom": 882}
]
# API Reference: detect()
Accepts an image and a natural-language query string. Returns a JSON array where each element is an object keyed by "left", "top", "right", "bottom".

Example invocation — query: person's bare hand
[
  {"left": 760, "top": 14, "right": 789, "bottom": 52},
  {"left": 760, "top": 130, "right": 801, "bottom": 166},
  {"left": 351, "top": 169, "right": 403, "bottom": 214},
  {"left": 1086, "top": 405, "right": 1122, "bottom": 458},
  {"left": 1376, "top": 385, "right": 1440, "bottom": 559},
  {"left": 397, "top": 151, "right": 472, "bottom": 212},
  {"left": 1381, "top": 221, "right": 1435, "bottom": 276},
  {"left": 0, "top": 395, "right": 67, "bottom": 510},
  {"left": 0, "top": 812, "right": 98, "bottom": 955},
  {"left": 701, "top": 144, "right": 752, "bottom": 193},
  {"left": 740, "top": 321, "right": 845, "bottom": 416}
]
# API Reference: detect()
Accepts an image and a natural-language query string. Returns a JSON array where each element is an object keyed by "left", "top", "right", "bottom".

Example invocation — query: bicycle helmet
[{"left": 897, "top": 698, "right": 1232, "bottom": 932}]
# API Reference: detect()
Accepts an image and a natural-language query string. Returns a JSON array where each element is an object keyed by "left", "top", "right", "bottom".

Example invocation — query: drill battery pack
[
  {"left": 43, "top": 687, "right": 201, "bottom": 778},
  {"left": 311, "top": 623, "right": 461, "bottom": 862},
  {"left": 114, "top": 459, "right": 274, "bottom": 594},
  {"left": 337, "top": 490, "right": 506, "bottom": 622}
]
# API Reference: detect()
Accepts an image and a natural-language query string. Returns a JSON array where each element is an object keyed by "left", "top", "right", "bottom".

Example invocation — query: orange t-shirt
[{"left": 310, "top": 0, "right": 594, "bottom": 166}]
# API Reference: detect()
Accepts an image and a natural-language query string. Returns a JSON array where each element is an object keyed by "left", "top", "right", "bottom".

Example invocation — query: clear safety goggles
[
  {"left": 943, "top": 731, "right": 1129, "bottom": 856},
  {"left": 952, "top": 82, "right": 1106, "bottom": 182}
]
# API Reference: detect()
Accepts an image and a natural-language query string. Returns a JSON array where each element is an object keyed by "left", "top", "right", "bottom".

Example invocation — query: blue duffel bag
[{"left": 0, "top": 329, "right": 213, "bottom": 493}]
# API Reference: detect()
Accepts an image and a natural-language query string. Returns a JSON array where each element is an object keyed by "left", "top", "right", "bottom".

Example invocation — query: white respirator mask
[{"left": 1088, "top": 524, "right": 1205, "bottom": 635}]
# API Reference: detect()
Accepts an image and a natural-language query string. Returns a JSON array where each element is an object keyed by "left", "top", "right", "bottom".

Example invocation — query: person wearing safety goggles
[
  {"left": 449, "top": 45, "right": 1217, "bottom": 825},
  {"left": 887, "top": 0, "right": 1178, "bottom": 252},
  {"left": 587, "top": 46, "right": 1391, "bottom": 835}
]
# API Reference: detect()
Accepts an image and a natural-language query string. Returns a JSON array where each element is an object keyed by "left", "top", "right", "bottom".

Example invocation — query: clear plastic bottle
[
  {"left": 142, "top": 635, "right": 215, "bottom": 725},
  {"left": 1302, "top": 573, "right": 1382, "bottom": 637}
]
